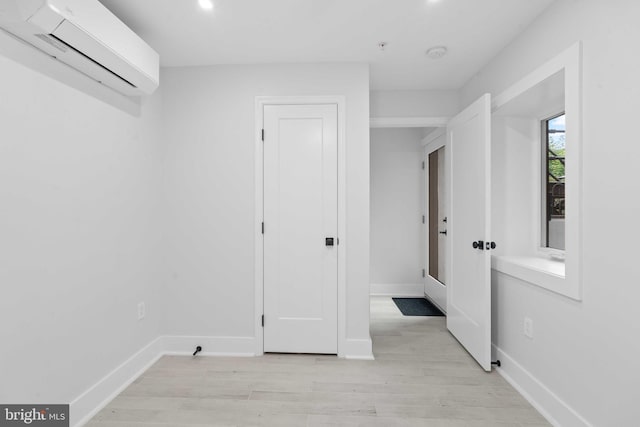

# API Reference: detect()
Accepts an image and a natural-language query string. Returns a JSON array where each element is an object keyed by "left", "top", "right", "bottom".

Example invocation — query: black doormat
[{"left": 392, "top": 298, "right": 444, "bottom": 316}]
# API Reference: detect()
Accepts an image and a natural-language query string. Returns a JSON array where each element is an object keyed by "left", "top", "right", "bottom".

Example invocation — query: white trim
[
  {"left": 254, "top": 96, "right": 347, "bottom": 357},
  {"left": 70, "top": 333, "right": 372, "bottom": 426},
  {"left": 423, "top": 276, "right": 447, "bottom": 314},
  {"left": 70, "top": 335, "right": 592, "bottom": 427},
  {"left": 492, "top": 42, "right": 582, "bottom": 301},
  {"left": 343, "top": 338, "right": 374, "bottom": 360},
  {"left": 423, "top": 131, "right": 446, "bottom": 154},
  {"left": 491, "top": 256, "right": 577, "bottom": 301},
  {"left": 493, "top": 345, "right": 593, "bottom": 427},
  {"left": 254, "top": 99, "right": 265, "bottom": 357},
  {"left": 492, "top": 43, "right": 579, "bottom": 113},
  {"left": 421, "top": 127, "right": 446, "bottom": 147},
  {"left": 370, "top": 116, "right": 449, "bottom": 128},
  {"left": 422, "top": 128, "right": 448, "bottom": 314},
  {"left": 162, "top": 336, "right": 257, "bottom": 357},
  {"left": 71, "top": 335, "right": 260, "bottom": 426},
  {"left": 370, "top": 283, "right": 424, "bottom": 297},
  {"left": 71, "top": 337, "right": 164, "bottom": 427}
]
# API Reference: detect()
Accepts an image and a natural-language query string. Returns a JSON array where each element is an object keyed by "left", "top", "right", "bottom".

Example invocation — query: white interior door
[
  {"left": 446, "top": 94, "right": 492, "bottom": 371},
  {"left": 263, "top": 104, "right": 338, "bottom": 354}
]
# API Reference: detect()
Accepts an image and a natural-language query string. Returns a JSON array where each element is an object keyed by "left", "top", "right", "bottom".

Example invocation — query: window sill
[{"left": 491, "top": 255, "right": 579, "bottom": 299}]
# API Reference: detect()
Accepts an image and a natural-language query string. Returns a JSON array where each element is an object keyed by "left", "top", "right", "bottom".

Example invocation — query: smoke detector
[{"left": 426, "top": 46, "right": 448, "bottom": 59}]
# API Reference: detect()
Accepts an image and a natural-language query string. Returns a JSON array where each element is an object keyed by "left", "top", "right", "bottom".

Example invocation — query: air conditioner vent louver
[
  {"left": 34, "top": 33, "right": 67, "bottom": 52},
  {"left": 49, "top": 34, "right": 137, "bottom": 88}
]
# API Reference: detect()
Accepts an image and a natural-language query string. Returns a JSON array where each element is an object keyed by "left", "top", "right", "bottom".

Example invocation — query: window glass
[{"left": 544, "top": 113, "right": 565, "bottom": 250}]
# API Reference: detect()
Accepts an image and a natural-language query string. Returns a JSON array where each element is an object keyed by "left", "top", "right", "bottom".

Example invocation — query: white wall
[
  {"left": 370, "top": 128, "right": 423, "bottom": 295},
  {"left": 0, "top": 33, "right": 163, "bottom": 413},
  {"left": 0, "top": 48, "right": 370, "bottom": 421},
  {"left": 370, "top": 90, "right": 459, "bottom": 118},
  {"left": 491, "top": 116, "right": 538, "bottom": 257},
  {"left": 160, "top": 64, "right": 371, "bottom": 352},
  {"left": 461, "top": 1, "right": 640, "bottom": 425}
]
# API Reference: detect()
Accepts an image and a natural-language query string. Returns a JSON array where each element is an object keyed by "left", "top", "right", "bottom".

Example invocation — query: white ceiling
[{"left": 99, "top": 0, "right": 555, "bottom": 91}]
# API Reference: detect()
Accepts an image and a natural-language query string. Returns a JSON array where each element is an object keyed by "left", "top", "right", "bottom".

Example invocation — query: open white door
[{"left": 446, "top": 94, "right": 492, "bottom": 371}]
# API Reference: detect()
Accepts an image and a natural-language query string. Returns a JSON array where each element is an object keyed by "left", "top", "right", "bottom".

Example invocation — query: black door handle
[
  {"left": 472, "top": 240, "right": 484, "bottom": 250},
  {"left": 325, "top": 237, "right": 334, "bottom": 246},
  {"left": 472, "top": 240, "right": 496, "bottom": 250},
  {"left": 439, "top": 230, "right": 447, "bottom": 235}
]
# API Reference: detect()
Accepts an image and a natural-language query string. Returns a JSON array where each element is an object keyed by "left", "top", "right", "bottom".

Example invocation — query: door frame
[
  {"left": 254, "top": 96, "right": 347, "bottom": 357},
  {"left": 369, "top": 118, "right": 451, "bottom": 302},
  {"left": 421, "top": 128, "right": 448, "bottom": 313}
]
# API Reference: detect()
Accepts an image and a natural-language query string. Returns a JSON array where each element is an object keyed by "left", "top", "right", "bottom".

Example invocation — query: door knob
[
  {"left": 472, "top": 240, "right": 484, "bottom": 250},
  {"left": 325, "top": 237, "right": 334, "bottom": 246}
]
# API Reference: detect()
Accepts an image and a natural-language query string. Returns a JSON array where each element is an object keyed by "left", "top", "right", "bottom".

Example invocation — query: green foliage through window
[{"left": 545, "top": 114, "right": 565, "bottom": 221}]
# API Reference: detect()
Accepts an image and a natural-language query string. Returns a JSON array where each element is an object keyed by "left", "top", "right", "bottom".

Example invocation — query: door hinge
[
  {"left": 261, "top": 315, "right": 264, "bottom": 327},
  {"left": 422, "top": 215, "right": 425, "bottom": 224},
  {"left": 422, "top": 269, "right": 426, "bottom": 278},
  {"left": 422, "top": 161, "right": 425, "bottom": 170},
  {"left": 261, "top": 222, "right": 264, "bottom": 234},
  {"left": 261, "top": 129, "right": 264, "bottom": 141}
]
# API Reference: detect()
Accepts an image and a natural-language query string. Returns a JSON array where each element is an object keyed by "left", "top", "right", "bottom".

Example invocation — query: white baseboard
[
  {"left": 370, "top": 283, "right": 423, "bottom": 297},
  {"left": 72, "top": 333, "right": 371, "bottom": 426},
  {"left": 71, "top": 336, "right": 164, "bottom": 427},
  {"left": 163, "top": 335, "right": 257, "bottom": 357},
  {"left": 71, "top": 335, "right": 257, "bottom": 426},
  {"left": 493, "top": 345, "right": 593, "bottom": 427},
  {"left": 343, "top": 337, "right": 374, "bottom": 360}
]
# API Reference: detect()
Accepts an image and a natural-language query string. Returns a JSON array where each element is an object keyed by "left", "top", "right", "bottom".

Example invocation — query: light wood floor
[{"left": 87, "top": 297, "right": 549, "bottom": 426}]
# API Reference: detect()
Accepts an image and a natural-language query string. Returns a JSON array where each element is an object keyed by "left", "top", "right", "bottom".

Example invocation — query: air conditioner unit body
[{"left": 0, "top": 0, "right": 159, "bottom": 96}]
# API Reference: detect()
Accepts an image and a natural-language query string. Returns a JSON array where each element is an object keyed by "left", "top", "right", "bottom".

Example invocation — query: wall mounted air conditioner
[{"left": 0, "top": 0, "right": 159, "bottom": 96}]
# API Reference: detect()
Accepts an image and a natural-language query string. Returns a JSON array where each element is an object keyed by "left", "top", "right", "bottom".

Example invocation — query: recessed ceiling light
[
  {"left": 426, "top": 46, "right": 448, "bottom": 59},
  {"left": 198, "top": 0, "right": 214, "bottom": 11}
]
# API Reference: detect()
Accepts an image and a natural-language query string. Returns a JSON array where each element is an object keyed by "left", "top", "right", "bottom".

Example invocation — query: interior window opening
[{"left": 543, "top": 113, "right": 566, "bottom": 251}]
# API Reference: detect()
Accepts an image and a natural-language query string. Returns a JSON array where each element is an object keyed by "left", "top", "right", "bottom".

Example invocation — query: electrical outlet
[
  {"left": 523, "top": 317, "right": 533, "bottom": 339},
  {"left": 137, "top": 302, "right": 145, "bottom": 320}
]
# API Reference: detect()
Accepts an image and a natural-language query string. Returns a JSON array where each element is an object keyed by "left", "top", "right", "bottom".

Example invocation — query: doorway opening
[
  {"left": 369, "top": 96, "right": 494, "bottom": 372},
  {"left": 423, "top": 130, "right": 448, "bottom": 313},
  {"left": 368, "top": 125, "right": 447, "bottom": 321},
  {"left": 427, "top": 147, "right": 446, "bottom": 284}
]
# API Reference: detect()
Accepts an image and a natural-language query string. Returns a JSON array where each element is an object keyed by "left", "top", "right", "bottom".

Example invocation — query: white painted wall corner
[
  {"left": 70, "top": 334, "right": 374, "bottom": 426},
  {"left": 70, "top": 335, "right": 257, "bottom": 426},
  {"left": 70, "top": 337, "right": 164, "bottom": 427}
]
